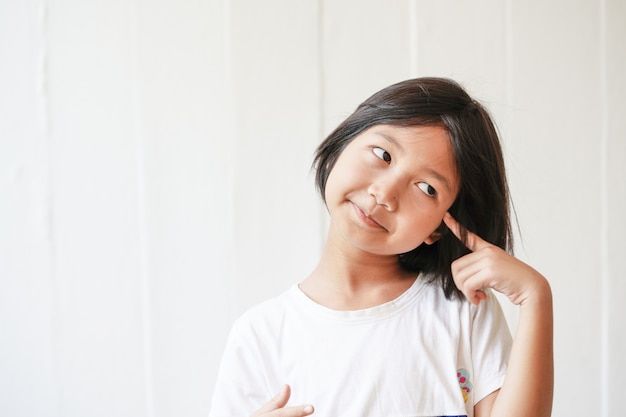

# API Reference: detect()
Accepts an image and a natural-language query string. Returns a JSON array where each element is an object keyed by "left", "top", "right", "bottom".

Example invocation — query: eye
[
  {"left": 417, "top": 182, "right": 437, "bottom": 197},
  {"left": 372, "top": 147, "right": 391, "bottom": 163}
]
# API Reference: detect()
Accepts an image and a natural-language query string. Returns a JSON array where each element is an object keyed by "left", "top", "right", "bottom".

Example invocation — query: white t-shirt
[{"left": 209, "top": 276, "right": 512, "bottom": 417}]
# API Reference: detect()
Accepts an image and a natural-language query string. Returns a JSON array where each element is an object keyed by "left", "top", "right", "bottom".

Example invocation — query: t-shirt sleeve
[
  {"left": 208, "top": 317, "right": 271, "bottom": 417},
  {"left": 470, "top": 289, "right": 513, "bottom": 405}
]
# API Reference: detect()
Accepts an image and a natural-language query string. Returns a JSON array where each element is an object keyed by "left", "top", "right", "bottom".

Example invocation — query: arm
[
  {"left": 443, "top": 213, "right": 554, "bottom": 417},
  {"left": 488, "top": 281, "right": 553, "bottom": 417}
]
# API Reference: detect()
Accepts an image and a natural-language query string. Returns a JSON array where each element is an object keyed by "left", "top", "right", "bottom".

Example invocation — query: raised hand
[
  {"left": 251, "top": 385, "right": 314, "bottom": 417},
  {"left": 444, "top": 212, "right": 553, "bottom": 417},
  {"left": 442, "top": 212, "right": 549, "bottom": 306}
]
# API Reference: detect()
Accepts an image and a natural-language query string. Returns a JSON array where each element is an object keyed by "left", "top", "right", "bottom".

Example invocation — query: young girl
[{"left": 208, "top": 78, "right": 553, "bottom": 417}]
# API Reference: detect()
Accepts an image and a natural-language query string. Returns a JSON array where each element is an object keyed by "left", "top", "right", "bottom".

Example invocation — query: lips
[{"left": 352, "top": 202, "right": 387, "bottom": 230}]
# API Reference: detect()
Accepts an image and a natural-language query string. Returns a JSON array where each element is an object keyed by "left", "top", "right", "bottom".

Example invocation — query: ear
[
  {"left": 424, "top": 231, "right": 442, "bottom": 245},
  {"left": 424, "top": 223, "right": 444, "bottom": 245}
]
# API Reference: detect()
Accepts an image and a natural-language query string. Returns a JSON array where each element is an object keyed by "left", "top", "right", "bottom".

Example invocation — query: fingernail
[{"left": 303, "top": 405, "right": 314, "bottom": 414}]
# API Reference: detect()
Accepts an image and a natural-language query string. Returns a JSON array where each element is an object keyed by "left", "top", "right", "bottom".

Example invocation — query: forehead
[
  {"left": 365, "top": 123, "right": 448, "bottom": 144},
  {"left": 357, "top": 124, "right": 453, "bottom": 159}
]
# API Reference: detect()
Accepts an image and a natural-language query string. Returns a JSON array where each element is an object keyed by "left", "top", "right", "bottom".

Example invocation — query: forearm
[{"left": 490, "top": 278, "right": 554, "bottom": 417}]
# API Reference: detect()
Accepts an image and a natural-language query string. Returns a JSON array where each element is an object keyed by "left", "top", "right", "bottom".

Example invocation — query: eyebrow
[{"left": 374, "top": 130, "right": 456, "bottom": 194}]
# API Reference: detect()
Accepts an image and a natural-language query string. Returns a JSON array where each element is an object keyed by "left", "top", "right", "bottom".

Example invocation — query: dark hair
[{"left": 313, "top": 77, "right": 512, "bottom": 299}]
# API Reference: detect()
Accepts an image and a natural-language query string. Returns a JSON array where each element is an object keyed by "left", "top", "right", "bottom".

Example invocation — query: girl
[{"left": 208, "top": 78, "right": 553, "bottom": 417}]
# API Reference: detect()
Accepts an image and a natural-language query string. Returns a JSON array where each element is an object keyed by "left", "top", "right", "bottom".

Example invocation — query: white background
[{"left": 1, "top": 0, "right": 625, "bottom": 416}]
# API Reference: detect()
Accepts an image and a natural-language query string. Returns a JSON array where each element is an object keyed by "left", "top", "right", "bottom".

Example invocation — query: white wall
[{"left": 1, "top": 0, "right": 624, "bottom": 416}]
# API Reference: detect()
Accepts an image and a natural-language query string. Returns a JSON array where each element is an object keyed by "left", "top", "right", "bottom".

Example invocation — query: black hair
[{"left": 313, "top": 77, "right": 512, "bottom": 300}]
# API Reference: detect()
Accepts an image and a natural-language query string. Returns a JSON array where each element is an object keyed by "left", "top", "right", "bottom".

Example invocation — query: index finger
[{"left": 443, "top": 212, "right": 491, "bottom": 252}]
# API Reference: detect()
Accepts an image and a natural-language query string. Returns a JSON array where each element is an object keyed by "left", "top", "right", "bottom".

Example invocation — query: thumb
[
  {"left": 252, "top": 385, "right": 291, "bottom": 415},
  {"left": 272, "top": 384, "right": 291, "bottom": 408}
]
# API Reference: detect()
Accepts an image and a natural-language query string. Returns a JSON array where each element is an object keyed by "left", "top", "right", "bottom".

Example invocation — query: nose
[{"left": 368, "top": 177, "right": 398, "bottom": 211}]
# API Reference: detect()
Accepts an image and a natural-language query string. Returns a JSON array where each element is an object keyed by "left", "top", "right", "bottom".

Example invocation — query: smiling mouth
[{"left": 352, "top": 203, "right": 387, "bottom": 230}]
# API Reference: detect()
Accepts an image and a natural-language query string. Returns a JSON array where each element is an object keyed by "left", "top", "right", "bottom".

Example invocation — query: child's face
[{"left": 324, "top": 124, "right": 459, "bottom": 256}]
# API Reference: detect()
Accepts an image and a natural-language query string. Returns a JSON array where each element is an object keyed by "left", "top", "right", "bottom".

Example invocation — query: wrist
[{"left": 519, "top": 275, "right": 552, "bottom": 308}]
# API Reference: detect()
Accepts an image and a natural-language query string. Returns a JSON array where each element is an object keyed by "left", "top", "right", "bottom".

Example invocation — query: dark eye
[
  {"left": 417, "top": 182, "right": 437, "bottom": 197},
  {"left": 372, "top": 147, "right": 391, "bottom": 163}
]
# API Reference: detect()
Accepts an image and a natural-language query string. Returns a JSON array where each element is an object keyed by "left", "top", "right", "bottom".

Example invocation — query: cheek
[
  {"left": 404, "top": 207, "right": 445, "bottom": 237},
  {"left": 425, "top": 217, "right": 444, "bottom": 238},
  {"left": 323, "top": 170, "right": 340, "bottom": 202},
  {"left": 323, "top": 171, "right": 348, "bottom": 207},
  {"left": 325, "top": 162, "right": 363, "bottom": 199}
]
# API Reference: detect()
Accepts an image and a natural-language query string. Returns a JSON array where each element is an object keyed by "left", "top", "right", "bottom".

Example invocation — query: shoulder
[{"left": 230, "top": 285, "right": 300, "bottom": 336}]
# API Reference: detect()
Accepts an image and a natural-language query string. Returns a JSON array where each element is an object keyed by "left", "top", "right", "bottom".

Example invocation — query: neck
[{"left": 300, "top": 231, "right": 416, "bottom": 310}]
